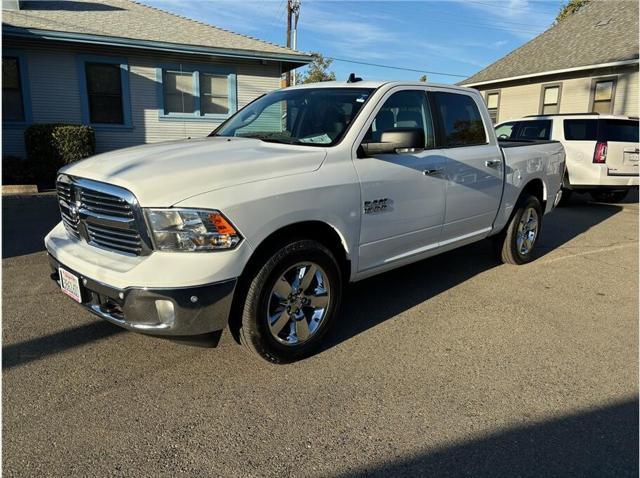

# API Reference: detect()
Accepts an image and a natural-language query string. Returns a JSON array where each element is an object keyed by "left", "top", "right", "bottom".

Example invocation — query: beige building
[{"left": 460, "top": 0, "right": 639, "bottom": 123}]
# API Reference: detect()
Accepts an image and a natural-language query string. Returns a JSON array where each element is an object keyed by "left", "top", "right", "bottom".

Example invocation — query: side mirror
[{"left": 360, "top": 128, "right": 425, "bottom": 157}]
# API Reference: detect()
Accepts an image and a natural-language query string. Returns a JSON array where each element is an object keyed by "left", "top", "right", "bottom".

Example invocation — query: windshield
[{"left": 212, "top": 87, "right": 374, "bottom": 146}]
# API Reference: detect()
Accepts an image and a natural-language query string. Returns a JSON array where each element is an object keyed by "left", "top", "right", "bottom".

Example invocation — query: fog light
[{"left": 155, "top": 300, "right": 175, "bottom": 326}]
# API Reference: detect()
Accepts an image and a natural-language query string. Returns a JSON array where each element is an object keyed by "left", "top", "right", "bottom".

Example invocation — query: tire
[
  {"left": 239, "top": 239, "right": 342, "bottom": 364},
  {"left": 590, "top": 189, "right": 628, "bottom": 203},
  {"left": 495, "top": 195, "right": 543, "bottom": 265}
]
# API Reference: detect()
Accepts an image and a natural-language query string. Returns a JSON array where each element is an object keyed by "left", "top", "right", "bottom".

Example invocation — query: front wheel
[
  {"left": 239, "top": 240, "right": 342, "bottom": 363},
  {"left": 590, "top": 189, "right": 628, "bottom": 203},
  {"left": 495, "top": 195, "right": 543, "bottom": 265}
]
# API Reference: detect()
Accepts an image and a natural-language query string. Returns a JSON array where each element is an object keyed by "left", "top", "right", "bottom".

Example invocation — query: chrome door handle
[
  {"left": 423, "top": 168, "right": 444, "bottom": 176},
  {"left": 485, "top": 159, "right": 502, "bottom": 168}
]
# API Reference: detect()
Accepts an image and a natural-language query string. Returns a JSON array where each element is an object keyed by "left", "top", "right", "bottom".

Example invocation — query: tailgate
[{"left": 600, "top": 119, "right": 639, "bottom": 176}]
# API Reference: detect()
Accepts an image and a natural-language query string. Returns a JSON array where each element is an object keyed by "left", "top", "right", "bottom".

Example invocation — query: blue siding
[{"left": 1, "top": 37, "right": 282, "bottom": 158}]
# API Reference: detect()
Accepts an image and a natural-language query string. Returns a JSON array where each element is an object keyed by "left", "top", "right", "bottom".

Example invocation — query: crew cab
[
  {"left": 46, "top": 80, "right": 565, "bottom": 363},
  {"left": 496, "top": 114, "right": 639, "bottom": 203}
]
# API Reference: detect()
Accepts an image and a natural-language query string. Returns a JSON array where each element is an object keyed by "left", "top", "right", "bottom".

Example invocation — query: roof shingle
[
  {"left": 461, "top": 0, "right": 639, "bottom": 86},
  {"left": 2, "top": 0, "right": 309, "bottom": 60}
]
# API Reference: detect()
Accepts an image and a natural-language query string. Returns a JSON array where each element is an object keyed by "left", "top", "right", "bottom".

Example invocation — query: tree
[
  {"left": 555, "top": 0, "right": 590, "bottom": 23},
  {"left": 419, "top": 75, "right": 428, "bottom": 82},
  {"left": 300, "top": 52, "right": 337, "bottom": 84}
]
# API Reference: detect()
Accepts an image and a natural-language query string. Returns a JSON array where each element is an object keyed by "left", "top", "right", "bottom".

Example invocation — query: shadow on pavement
[
  {"left": 332, "top": 398, "right": 639, "bottom": 478},
  {"left": 2, "top": 321, "right": 124, "bottom": 370},
  {"left": 321, "top": 200, "right": 623, "bottom": 352},
  {"left": 2, "top": 193, "right": 60, "bottom": 259}
]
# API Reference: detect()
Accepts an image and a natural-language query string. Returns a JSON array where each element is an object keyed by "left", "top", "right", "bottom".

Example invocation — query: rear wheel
[
  {"left": 495, "top": 195, "right": 543, "bottom": 265},
  {"left": 239, "top": 239, "right": 342, "bottom": 364},
  {"left": 590, "top": 189, "right": 628, "bottom": 203}
]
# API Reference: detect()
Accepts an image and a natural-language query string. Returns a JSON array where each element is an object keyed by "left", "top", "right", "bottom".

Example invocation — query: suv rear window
[
  {"left": 563, "top": 119, "right": 597, "bottom": 141},
  {"left": 432, "top": 92, "right": 486, "bottom": 147},
  {"left": 600, "top": 119, "right": 639, "bottom": 142}
]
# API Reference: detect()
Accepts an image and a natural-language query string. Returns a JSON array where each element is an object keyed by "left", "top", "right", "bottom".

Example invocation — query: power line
[{"left": 326, "top": 57, "right": 470, "bottom": 78}]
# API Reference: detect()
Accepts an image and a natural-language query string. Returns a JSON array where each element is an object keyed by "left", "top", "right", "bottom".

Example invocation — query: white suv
[{"left": 496, "top": 114, "right": 638, "bottom": 203}]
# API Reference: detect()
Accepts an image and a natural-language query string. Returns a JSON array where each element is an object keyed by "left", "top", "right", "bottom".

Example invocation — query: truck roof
[{"left": 284, "top": 80, "right": 473, "bottom": 93}]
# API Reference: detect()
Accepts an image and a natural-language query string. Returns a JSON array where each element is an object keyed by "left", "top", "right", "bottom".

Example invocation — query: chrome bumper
[{"left": 48, "top": 254, "right": 236, "bottom": 336}]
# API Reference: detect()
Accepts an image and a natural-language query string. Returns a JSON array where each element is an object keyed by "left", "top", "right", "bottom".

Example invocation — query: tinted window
[
  {"left": 564, "top": 119, "right": 597, "bottom": 141},
  {"left": 364, "top": 90, "right": 435, "bottom": 148},
  {"left": 86, "top": 63, "right": 123, "bottom": 124},
  {"left": 433, "top": 92, "right": 486, "bottom": 147},
  {"left": 2, "top": 57, "right": 25, "bottom": 122},
  {"left": 515, "top": 120, "right": 552, "bottom": 140},
  {"left": 600, "top": 119, "right": 639, "bottom": 142}
]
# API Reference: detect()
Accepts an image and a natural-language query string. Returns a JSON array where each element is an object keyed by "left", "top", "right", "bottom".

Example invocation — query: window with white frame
[
  {"left": 486, "top": 91, "right": 499, "bottom": 124},
  {"left": 541, "top": 85, "right": 561, "bottom": 115},
  {"left": 591, "top": 79, "right": 615, "bottom": 114},
  {"left": 158, "top": 66, "right": 235, "bottom": 119}
]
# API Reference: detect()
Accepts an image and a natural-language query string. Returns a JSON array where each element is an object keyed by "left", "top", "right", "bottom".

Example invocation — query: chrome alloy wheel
[
  {"left": 267, "top": 262, "right": 331, "bottom": 346},
  {"left": 516, "top": 207, "right": 539, "bottom": 255}
]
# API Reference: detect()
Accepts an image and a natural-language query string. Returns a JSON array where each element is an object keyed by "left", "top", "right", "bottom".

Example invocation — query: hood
[{"left": 61, "top": 137, "right": 327, "bottom": 206}]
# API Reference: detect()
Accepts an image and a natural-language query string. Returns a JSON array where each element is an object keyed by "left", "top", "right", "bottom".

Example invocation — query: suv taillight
[{"left": 593, "top": 141, "right": 607, "bottom": 163}]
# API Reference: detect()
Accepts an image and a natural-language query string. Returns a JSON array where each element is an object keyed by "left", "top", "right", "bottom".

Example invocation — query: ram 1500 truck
[{"left": 46, "top": 80, "right": 566, "bottom": 363}]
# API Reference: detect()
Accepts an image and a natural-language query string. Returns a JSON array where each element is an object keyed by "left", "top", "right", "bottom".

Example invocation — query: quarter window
[
  {"left": 486, "top": 91, "right": 499, "bottom": 124},
  {"left": 563, "top": 119, "right": 598, "bottom": 141},
  {"left": 591, "top": 79, "right": 615, "bottom": 114},
  {"left": 433, "top": 92, "right": 487, "bottom": 147},
  {"left": 541, "top": 85, "right": 560, "bottom": 114},
  {"left": 3, "top": 56, "right": 25, "bottom": 122},
  {"left": 85, "top": 62, "right": 124, "bottom": 124}
]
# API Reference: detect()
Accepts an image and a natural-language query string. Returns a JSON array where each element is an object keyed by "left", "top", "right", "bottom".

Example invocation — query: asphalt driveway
[{"left": 2, "top": 191, "right": 638, "bottom": 477}]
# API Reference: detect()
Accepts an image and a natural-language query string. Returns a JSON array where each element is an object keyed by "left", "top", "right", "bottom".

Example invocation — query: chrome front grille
[
  {"left": 56, "top": 181, "right": 80, "bottom": 238},
  {"left": 55, "top": 175, "right": 152, "bottom": 256}
]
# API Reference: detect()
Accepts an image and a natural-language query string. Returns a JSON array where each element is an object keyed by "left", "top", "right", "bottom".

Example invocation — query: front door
[{"left": 353, "top": 88, "right": 447, "bottom": 273}]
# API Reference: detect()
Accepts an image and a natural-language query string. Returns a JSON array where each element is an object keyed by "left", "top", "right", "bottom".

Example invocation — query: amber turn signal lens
[{"left": 210, "top": 213, "right": 237, "bottom": 235}]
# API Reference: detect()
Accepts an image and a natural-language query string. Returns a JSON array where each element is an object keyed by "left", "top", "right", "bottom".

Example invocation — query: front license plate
[{"left": 59, "top": 267, "right": 82, "bottom": 303}]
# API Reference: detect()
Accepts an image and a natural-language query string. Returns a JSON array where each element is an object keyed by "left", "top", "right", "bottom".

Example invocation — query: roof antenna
[{"left": 347, "top": 73, "right": 362, "bottom": 83}]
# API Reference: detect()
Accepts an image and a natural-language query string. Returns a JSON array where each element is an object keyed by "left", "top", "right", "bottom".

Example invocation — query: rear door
[
  {"left": 431, "top": 90, "right": 503, "bottom": 242},
  {"left": 599, "top": 119, "right": 639, "bottom": 176}
]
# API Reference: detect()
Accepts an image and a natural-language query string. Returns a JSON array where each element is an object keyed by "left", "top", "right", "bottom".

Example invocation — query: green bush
[
  {"left": 2, "top": 156, "right": 35, "bottom": 185},
  {"left": 24, "top": 124, "right": 95, "bottom": 186}
]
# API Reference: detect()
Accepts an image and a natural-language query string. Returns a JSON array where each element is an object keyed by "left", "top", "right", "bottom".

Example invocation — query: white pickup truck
[{"left": 46, "top": 80, "right": 565, "bottom": 363}]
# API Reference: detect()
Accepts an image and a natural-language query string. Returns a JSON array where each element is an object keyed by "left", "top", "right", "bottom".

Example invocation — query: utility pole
[{"left": 285, "top": 0, "right": 300, "bottom": 86}]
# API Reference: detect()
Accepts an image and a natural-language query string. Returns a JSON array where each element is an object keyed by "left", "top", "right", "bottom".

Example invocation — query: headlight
[{"left": 145, "top": 208, "right": 241, "bottom": 251}]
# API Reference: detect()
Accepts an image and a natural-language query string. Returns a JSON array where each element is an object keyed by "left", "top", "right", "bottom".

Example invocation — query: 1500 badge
[{"left": 364, "top": 198, "right": 390, "bottom": 214}]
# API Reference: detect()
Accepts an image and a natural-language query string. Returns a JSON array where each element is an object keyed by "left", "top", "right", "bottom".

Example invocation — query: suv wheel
[
  {"left": 590, "top": 189, "right": 628, "bottom": 203},
  {"left": 495, "top": 195, "right": 543, "bottom": 265},
  {"left": 239, "top": 239, "right": 342, "bottom": 363}
]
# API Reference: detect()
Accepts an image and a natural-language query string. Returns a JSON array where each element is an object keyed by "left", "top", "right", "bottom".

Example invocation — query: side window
[
  {"left": 365, "top": 90, "right": 435, "bottom": 148},
  {"left": 591, "top": 79, "right": 616, "bottom": 114},
  {"left": 2, "top": 56, "right": 25, "bottom": 122},
  {"left": 563, "top": 119, "right": 598, "bottom": 141},
  {"left": 432, "top": 92, "right": 487, "bottom": 147},
  {"left": 85, "top": 62, "right": 125, "bottom": 124},
  {"left": 515, "top": 120, "right": 552, "bottom": 140},
  {"left": 495, "top": 122, "right": 515, "bottom": 140},
  {"left": 485, "top": 91, "right": 500, "bottom": 124}
]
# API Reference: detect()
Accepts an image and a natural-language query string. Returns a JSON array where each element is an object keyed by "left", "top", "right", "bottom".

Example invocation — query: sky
[{"left": 140, "top": 0, "right": 564, "bottom": 84}]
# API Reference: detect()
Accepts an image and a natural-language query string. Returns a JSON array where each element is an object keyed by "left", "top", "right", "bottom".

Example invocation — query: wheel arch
[
  {"left": 227, "top": 220, "right": 352, "bottom": 344},
  {"left": 519, "top": 178, "right": 546, "bottom": 211}
]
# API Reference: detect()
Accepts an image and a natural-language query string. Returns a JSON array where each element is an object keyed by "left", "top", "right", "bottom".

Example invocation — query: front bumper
[{"left": 49, "top": 254, "right": 236, "bottom": 336}]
